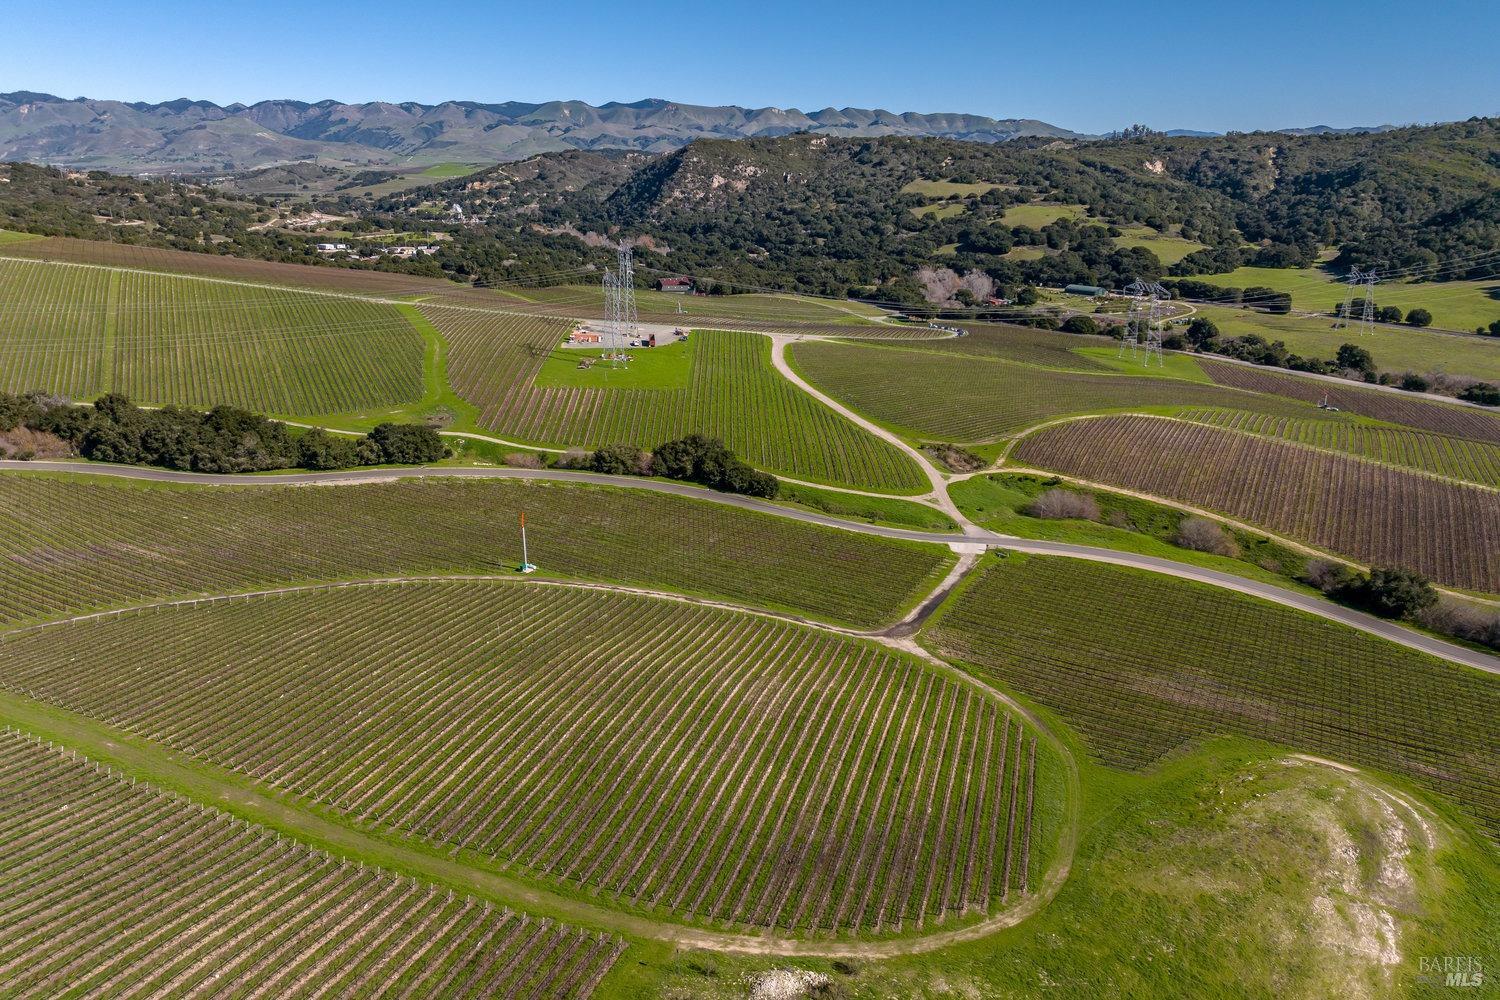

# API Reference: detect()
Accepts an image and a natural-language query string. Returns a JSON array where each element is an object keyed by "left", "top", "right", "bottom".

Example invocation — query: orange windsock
[{"left": 519, "top": 511, "right": 526, "bottom": 527}]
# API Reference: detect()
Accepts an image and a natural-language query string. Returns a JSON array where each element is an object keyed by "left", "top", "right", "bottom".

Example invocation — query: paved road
[{"left": 7, "top": 460, "right": 1498, "bottom": 674}]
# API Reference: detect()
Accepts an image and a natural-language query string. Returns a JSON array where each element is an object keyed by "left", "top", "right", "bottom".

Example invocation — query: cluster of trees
[
  {"left": 562, "top": 435, "right": 779, "bottom": 498},
  {"left": 1303, "top": 561, "right": 1438, "bottom": 621},
  {"left": 0, "top": 392, "right": 446, "bottom": 473},
  {"left": 1162, "top": 279, "right": 1291, "bottom": 314}
]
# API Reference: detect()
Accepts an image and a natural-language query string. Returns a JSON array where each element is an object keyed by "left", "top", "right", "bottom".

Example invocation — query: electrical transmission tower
[
  {"left": 1335, "top": 267, "right": 1378, "bottom": 335},
  {"left": 1122, "top": 278, "right": 1168, "bottom": 366},
  {"left": 600, "top": 243, "right": 639, "bottom": 364}
]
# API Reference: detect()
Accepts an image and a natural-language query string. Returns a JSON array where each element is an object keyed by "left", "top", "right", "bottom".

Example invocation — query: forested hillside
[{"left": 3, "top": 118, "right": 1496, "bottom": 302}]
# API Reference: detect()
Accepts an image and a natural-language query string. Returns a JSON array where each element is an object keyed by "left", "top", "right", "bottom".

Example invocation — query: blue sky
[{"left": 5, "top": 0, "right": 1496, "bottom": 134}]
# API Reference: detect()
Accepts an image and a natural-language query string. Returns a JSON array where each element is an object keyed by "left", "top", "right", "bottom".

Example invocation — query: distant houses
[
  {"left": 314, "top": 242, "right": 350, "bottom": 253},
  {"left": 655, "top": 277, "right": 694, "bottom": 293},
  {"left": 1064, "top": 284, "right": 1107, "bottom": 297}
]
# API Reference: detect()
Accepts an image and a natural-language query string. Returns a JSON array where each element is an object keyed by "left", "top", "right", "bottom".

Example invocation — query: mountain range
[{"left": 0, "top": 92, "right": 1085, "bottom": 174}]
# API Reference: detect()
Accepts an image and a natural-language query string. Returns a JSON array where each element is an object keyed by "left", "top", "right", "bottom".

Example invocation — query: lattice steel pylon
[
  {"left": 1123, "top": 278, "right": 1168, "bottom": 366},
  {"left": 603, "top": 243, "right": 639, "bottom": 363},
  {"left": 1335, "top": 267, "right": 1378, "bottom": 335}
]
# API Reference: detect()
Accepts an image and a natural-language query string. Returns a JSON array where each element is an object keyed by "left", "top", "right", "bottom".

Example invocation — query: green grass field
[
  {"left": 790, "top": 339, "right": 1319, "bottom": 444},
  {"left": 1012, "top": 414, "right": 1500, "bottom": 592},
  {"left": 1001, "top": 203, "right": 1088, "bottom": 228},
  {"left": 0, "top": 257, "right": 425, "bottom": 414},
  {"left": 951, "top": 473, "right": 1314, "bottom": 590},
  {"left": 911, "top": 202, "right": 967, "bottom": 220},
  {"left": 534, "top": 338, "right": 694, "bottom": 389},
  {"left": 1195, "top": 303, "right": 1500, "bottom": 381},
  {"left": 900, "top": 180, "right": 1007, "bottom": 198},
  {"left": 427, "top": 308, "right": 929, "bottom": 491},
  {"left": 924, "top": 553, "right": 1500, "bottom": 835},
  {"left": 1195, "top": 265, "right": 1500, "bottom": 332},
  {"left": 1112, "top": 226, "right": 1208, "bottom": 265},
  {"left": 0, "top": 474, "right": 953, "bottom": 630},
  {"left": 862, "top": 746, "right": 1497, "bottom": 1000},
  {"left": 0, "top": 730, "right": 622, "bottom": 997},
  {"left": 420, "top": 162, "right": 485, "bottom": 178},
  {"left": 0, "top": 229, "right": 43, "bottom": 245},
  {"left": 0, "top": 579, "right": 1060, "bottom": 937},
  {"left": 775, "top": 481, "right": 959, "bottom": 532}
]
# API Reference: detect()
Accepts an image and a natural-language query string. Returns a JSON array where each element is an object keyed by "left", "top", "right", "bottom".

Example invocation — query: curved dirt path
[
  {"left": 0, "top": 573, "right": 1079, "bottom": 960},
  {"left": 5, "top": 460, "right": 1496, "bottom": 674},
  {"left": 766, "top": 336, "right": 978, "bottom": 532}
]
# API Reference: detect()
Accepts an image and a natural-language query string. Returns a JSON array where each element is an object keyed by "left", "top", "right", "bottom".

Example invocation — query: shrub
[
  {"left": 501, "top": 451, "right": 544, "bottom": 469},
  {"left": 1308, "top": 561, "right": 1438, "bottom": 620},
  {"left": 1059, "top": 315, "right": 1098, "bottom": 335},
  {"left": 1174, "top": 516, "right": 1240, "bottom": 557},
  {"left": 1418, "top": 600, "right": 1500, "bottom": 651},
  {"left": 1458, "top": 383, "right": 1500, "bottom": 406},
  {"left": 589, "top": 443, "right": 651, "bottom": 476},
  {"left": 1357, "top": 566, "right": 1439, "bottom": 619},
  {"left": 1399, "top": 372, "right": 1430, "bottom": 393},
  {"left": 1303, "top": 558, "right": 1360, "bottom": 594},
  {"left": 923, "top": 443, "right": 986, "bottom": 473},
  {"left": 1025, "top": 488, "right": 1100, "bottom": 521},
  {"left": 1406, "top": 308, "right": 1433, "bottom": 327}
]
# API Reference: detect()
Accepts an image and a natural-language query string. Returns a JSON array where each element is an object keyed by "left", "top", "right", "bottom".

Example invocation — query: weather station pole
[{"left": 519, "top": 512, "right": 536, "bottom": 574}]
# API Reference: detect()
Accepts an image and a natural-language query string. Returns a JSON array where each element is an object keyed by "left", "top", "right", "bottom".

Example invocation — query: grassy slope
[
  {"left": 951, "top": 473, "right": 1315, "bottom": 590},
  {"left": 1113, "top": 226, "right": 1208, "bottom": 265},
  {"left": 612, "top": 742, "right": 1498, "bottom": 999},
  {"left": 1196, "top": 265, "right": 1500, "bottom": 332},
  {"left": 775, "top": 481, "right": 959, "bottom": 532},
  {"left": 1001, "top": 203, "right": 1088, "bottom": 227},
  {"left": 1196, "top": 303, "right": 1500, "bottom": 381}
]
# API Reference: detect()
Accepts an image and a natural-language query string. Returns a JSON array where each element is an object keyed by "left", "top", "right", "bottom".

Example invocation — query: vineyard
[
  {"left": 924, "top": 555, "right": 1500, "bottom": 835},
  {"left": 1011, "top": 415, "right": 1500, "bottom": 592},
  {"left": 0, "top": 580, "right": 1057, "bottom": 936},
  {"left": 903, "top": 323, "right": 1116, "bottom": 370},
  {"left": 0, "top": 236, "right": 454, "bottom": 296},
  {"left": 789, "top": 339, "right": 1316, "bottom": 442},
  {"left": 0, "top": 259, "right": 112, "bottom": 398},
  {"left": 0, "top": 258, "right": 425, "bottom": 414},
  {"left": 426, "top": 306, "right": 929, "bottom": 491},
  {"left": 0, "top": 474, "right": 953, "bottom": 630},
  {"left": 1177, "top": 406, "right": 1500, "bottom": 487},
  {"left": 0, "top": 729, "right": 622, "bottom": 998},
  {"left": 1200, "top": 358, "right": 1500, "bottom": 446}
]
